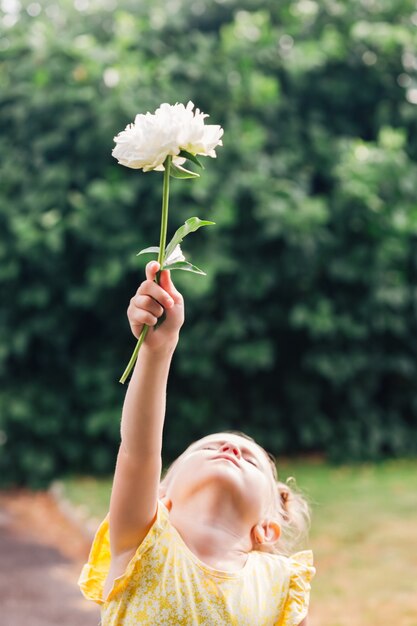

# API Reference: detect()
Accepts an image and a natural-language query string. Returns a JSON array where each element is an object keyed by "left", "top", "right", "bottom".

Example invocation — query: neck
[{"left": 168, "top": 489, "right": 255, "bottom": 570}]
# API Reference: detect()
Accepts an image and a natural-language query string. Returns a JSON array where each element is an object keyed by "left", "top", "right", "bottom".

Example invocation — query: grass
[{"left": 61, "top": 458, "right": 417, "bottom": 626}]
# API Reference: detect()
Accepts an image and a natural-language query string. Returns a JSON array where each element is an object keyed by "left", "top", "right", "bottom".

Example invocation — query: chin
[{"left": 202, "top": 465, "right": 246, "bottom": 491}]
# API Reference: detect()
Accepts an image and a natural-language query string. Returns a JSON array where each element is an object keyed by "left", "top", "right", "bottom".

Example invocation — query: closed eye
[{"left": 244, "top": 456, "right": 259, "bottom": 467}]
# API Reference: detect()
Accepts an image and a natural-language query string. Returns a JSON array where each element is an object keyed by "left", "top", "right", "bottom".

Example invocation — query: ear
[{"left": 253, "top": 520, "right": 281, "bottom": 547}]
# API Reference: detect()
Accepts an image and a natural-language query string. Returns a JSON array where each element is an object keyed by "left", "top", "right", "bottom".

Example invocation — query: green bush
[{"left": 1, "top": 0, "right": 417, "bottom": 485}]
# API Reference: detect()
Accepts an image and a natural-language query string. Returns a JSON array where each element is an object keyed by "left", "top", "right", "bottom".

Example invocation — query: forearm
[{"left": 120, "top": 339, "right": 178, "bottom": 457}]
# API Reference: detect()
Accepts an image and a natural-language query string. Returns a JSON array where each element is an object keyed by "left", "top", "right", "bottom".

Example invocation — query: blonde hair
[
  {"left": 160, "top": 430, "right": 311, "bottom": 557},
  {"left": 267, "top": 477, "right": 311, "bottom": 557}
]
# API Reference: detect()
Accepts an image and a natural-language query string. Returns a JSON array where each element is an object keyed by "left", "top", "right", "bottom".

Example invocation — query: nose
[{"left": 220, "top": 442, "right": 241, "bottom": 459}]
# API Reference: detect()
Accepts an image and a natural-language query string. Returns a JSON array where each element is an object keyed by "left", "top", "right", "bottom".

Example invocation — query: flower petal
[{"left": 112, "top": 103, "right": 223, "bottom": 171}]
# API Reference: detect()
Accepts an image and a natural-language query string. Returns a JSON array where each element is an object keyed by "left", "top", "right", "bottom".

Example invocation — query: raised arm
[{"left": 108, "top": 262, "right": 184, "bottom": 557}]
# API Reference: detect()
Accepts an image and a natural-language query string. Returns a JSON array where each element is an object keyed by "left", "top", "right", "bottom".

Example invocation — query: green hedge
[{"left": 1, "top": 0, "right": 417, "bottom": 485}]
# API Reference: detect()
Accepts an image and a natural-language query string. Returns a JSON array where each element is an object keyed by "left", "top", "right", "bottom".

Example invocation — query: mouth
[{"left": 211, "top": 454, "right": 240, "bottom": 467}]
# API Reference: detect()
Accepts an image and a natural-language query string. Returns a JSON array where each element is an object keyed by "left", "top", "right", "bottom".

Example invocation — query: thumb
[
  {"left": 159, "top": 269, "right": 182, "bottom": 304},
  {"left": 145, "top": 260, "right": 160, "bottom": 282}
]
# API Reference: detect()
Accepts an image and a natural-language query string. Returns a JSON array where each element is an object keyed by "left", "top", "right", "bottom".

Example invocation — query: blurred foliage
[{"left": 1, "top": 0, "right": 417, "bottom": 485}]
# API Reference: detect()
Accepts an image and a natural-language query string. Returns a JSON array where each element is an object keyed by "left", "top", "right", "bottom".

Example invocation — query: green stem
[
  {"left": 157, "top": 155, "right": 171, "bottom": 267},
  {"left": 118, "top": 326, "right": 149, "bottom": 384},
  {"left": 119, "top": 156, "right": 172, "bottom": 384}
]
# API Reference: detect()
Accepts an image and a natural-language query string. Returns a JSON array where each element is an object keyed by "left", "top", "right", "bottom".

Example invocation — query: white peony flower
[
  {"left": 112, "top": 101, "right": 223, "bottom": 172},
  {"left": 117, "top": 103, "right": 222, "bottom": 383}
]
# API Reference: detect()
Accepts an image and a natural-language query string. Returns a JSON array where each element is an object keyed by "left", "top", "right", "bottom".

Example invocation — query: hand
[{"left": 127, "top": 261, "right": 184, "bottom": 352}]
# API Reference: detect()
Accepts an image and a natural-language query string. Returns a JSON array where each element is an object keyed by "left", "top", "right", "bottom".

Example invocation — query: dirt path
[{"left": 0, "top": 490, "right": 100, "bottom": 626}]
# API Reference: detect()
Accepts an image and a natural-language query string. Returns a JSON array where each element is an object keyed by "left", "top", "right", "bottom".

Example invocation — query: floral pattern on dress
[{"left": 79, "top": 501, "right": 315, "bottom": 626}]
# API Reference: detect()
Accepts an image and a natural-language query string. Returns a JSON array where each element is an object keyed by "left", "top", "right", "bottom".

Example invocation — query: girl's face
[{"left": 163, "top": 433, "right": 276, "bottom": 525}]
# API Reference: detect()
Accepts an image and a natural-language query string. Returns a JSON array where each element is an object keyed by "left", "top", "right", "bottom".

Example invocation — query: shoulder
[
  {"left": 247, "top": 550, "right": 315, "bottom": 626},
  {"left": 287, "top": 550, "right": 316, "bottom": 582},
  {"left": 253, "top": 549, "right": 314, "bottom": 574},
  {"left": 251, "top": 550, "right": 315, "bottom": 600}
]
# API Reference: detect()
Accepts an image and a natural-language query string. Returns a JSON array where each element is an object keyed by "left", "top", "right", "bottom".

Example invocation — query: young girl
[{"left": 79, "top": 262, "right": 315, "bottom": 625}]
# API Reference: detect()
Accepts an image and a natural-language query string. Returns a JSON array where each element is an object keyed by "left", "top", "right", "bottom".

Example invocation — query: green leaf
[
  {"left": 179, "top": 150, "right": 204, "bottom": 169},
  {"left": 165, "top": 217, "right": 215, "bottom": 260},
  {"left": 136, "top": 246, "right": 160, "bottom": 256},
  {"left": 170, "top": 163, "right": 200, "bottom": 179},
  {"left": 162, "top": 261, "right": 207, "bottom": 275}
]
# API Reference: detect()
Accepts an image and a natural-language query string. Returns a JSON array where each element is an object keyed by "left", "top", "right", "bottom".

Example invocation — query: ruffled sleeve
[
  {"left": 278, "top": 550, "right": 316, "bottom": 626},
  {"left": 78, "top": 501, "right": 168, "bottom": 605},
  {"left": 78, "top": 515, "right": 112, "bottom": 605}
]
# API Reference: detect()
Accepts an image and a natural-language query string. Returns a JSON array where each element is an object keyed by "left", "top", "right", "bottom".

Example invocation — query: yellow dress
[{"left": 79, "top": 501, "right": 315, "bottom": 626}]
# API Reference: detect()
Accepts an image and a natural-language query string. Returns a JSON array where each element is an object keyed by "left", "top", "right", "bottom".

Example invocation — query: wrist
[{"left": 142, "top": 335, "right": 179, "bottom": 359}]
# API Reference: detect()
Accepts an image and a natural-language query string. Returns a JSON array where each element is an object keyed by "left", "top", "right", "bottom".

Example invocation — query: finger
[
  {"left": 128, "top": 305, "right": 158, "bottom": 328},
  {"left": 159, "top": 270, "right": 183, "bottom": 305},
  {"left": 145, "top": 261, "right": 160, "bottom": 282},
  {"left": 137, "top": 280, "right": 174, "bottom": 309},
  {"left": 131, "top": 294, "right": 164, "bottom": 319}
]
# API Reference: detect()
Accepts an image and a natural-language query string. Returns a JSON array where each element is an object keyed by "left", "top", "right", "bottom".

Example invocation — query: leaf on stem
[
  {"left": 170, "top": 163, "right": 200, "bottom": 179},
  {"left": 136, "top": 246, "right": 160, "bottom": 256},
  {"left": 165, "top": 217, "right": 215, "bottom": 261},
  {"left": 178, "top": 150, "right": 204, "bottom": 169},
  {"left": 162, "top": 260, "right": 207, "bottom": 275}
]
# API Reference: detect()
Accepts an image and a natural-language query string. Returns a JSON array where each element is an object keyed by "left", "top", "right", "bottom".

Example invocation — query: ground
[{"left": 0, "top": 490, "right": 100, "bottom": 626}]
